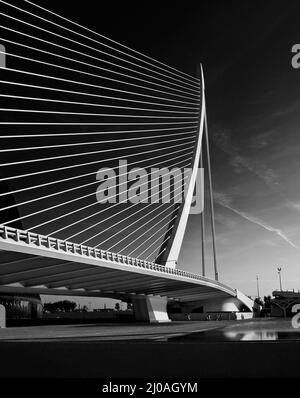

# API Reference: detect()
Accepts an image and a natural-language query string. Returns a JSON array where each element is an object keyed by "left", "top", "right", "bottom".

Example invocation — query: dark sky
[{"left": 1, "top": 0, "right": 300, "bottom": 298}]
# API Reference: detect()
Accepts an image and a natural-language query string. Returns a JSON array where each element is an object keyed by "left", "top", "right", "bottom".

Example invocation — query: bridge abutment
[{"left": 132, "top": 295, "right": 170, "bottom": 323}]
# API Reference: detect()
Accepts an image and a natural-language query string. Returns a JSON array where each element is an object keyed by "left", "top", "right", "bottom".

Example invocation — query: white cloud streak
[{"left": 215, "top": 192, "right": 298, "bottom": 249}]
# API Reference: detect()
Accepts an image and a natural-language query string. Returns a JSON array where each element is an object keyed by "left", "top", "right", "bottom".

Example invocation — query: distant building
[{"left": 271, "top": 291, "right": 300, "bottom": 317}]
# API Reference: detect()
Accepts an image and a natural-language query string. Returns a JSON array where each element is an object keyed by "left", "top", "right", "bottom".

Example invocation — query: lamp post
[
  {"left": 277, "top": 267, "right": 283, "bottom": 291},
  {"left": 256, "top": 275, "right": 260, "bottom": 298}
]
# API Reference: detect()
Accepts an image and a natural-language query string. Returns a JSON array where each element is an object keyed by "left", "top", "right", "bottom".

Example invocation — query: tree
[
  {"left": 43, "top": 302, "right": 54, "bottom": 313},
  {"left": 254, "top": 297, "right": 264, "bottom": 307},
  {"left": 43, "top": 300, "right": 77, "bottom": 313},
  {"left": 264, "top": 296, "right": 272, "bottom": 309},
  {"left": 62, "top": 300, "right": 77, "bottom": 312}
]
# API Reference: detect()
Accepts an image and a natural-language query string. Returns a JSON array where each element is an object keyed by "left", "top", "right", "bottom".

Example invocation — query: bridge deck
[{"left": 0, "top": 225, "right": 235, "bottom": 302}]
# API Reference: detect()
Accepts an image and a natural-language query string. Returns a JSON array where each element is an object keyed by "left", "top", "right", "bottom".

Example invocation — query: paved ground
[
  {"left": 0, "top": 320, "right": 229, "bottom": 341},
  {"left": 1, "top": 317, "right": 299, "bottom": 342},
  {"left": 0, "top": 319, "right": 299, "bottom": 378}
]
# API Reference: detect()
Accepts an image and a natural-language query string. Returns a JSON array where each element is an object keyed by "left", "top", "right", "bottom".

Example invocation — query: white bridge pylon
[{"left": 157, "top": 66, "right": 206, "bottom": 269}]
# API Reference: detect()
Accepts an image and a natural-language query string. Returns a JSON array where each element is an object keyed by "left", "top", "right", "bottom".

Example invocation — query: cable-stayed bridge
[{"left": 0, "top": 0, "right": 253, "bottom": 322}]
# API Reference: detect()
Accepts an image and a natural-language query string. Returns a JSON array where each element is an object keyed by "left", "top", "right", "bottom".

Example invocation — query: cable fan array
[{"left": 0, "top": 0, "right": 201, "bottom": 263}]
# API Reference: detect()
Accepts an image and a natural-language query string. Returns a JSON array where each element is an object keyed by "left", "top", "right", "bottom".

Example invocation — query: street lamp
[
  {"left": 277, "top": 267, "right": 283, "bottom": 291},
  {"left": 256, "top": 275, "right": 260, "bottom": 298}
]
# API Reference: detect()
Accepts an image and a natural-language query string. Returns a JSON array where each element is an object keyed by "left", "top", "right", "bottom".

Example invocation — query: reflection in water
[
  {"left": 170, "top": 321, "right": 300, "bottom": 342},
  {"left": 224, "top": 331, "right": 278, "bottom": 341}
]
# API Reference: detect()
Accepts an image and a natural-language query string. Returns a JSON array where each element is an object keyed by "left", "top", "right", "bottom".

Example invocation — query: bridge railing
[{"left": 0, "top": 224, "right": 234, "bottom": 292}]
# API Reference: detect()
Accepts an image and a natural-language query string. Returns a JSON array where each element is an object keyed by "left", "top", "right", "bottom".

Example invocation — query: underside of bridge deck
[
  {"left": 0, "top": 247, "right": 233, "bottom": 302},
  {"left": 0, "top": 229, "right": 253, "bottom": 323}
]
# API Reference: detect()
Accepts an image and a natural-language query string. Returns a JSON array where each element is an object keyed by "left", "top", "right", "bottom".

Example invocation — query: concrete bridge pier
[{"left": 132, "top": 295, "right": 170, "bottom": 323}]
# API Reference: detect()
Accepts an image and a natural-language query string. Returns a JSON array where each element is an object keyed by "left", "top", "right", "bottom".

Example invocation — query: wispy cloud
[
  {"left": 214, "top": 192, "right": 298, "bottom": 249},
  {"left": 214, "top": 212, "right": 237, "bottom": 229},
  {"left": 212, "top": 128, "right": 279, "bottom": 187},
  {"left": 213, "top": 126, "right": 300, "bottom": 222},
  {"left": 268, "top": 101, "right": 300, "bottom": 120},
  {"left": 288, "top": 202, "right": 300, "bottom": 212},
  {"left": 248, "top": 128, "right": 278, "bottom": 150}
]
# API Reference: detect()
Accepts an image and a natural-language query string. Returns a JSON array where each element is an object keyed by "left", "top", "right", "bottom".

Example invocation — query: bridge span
[{"left": 0, "top": 226, "right": 253, "bottom": 322}]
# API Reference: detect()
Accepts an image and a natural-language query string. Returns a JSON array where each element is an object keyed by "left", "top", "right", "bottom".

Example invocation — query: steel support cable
[
  {"left": 120, "top": 215, "right": 177, "bottom": 258},
  {"left": 140, "top": 166, "right": 192, "bottom": 261},
  {"left": 0, "top": 94, "right": 198, "bottom": 116},
  {"left": 54, "top": 159, "right": 191, "bottom": 241},
  {"left": 0, "top": 107, "right": 198, "bottom": 120},
  {"left": 79, "top": 172, "right": 189, "bottom": 246},
  {"left": 23, "top": 0, "right": 199, "bottom": 85},
  {"left": 204, "top": 108, "right": 219, "bottom": 282},
  {"left": 106, "top": 177, "right": 189, "bottom": 253},
  {"left": 152, "top": 245, "right": 167, "bottom": 262},
  {"left": 0, "top": 149, "right": 192, "bottom": 213},
  {"left": 12, "top": 1, "right": 200, "bottom": 86},
  {"left": 79, "top": 205, "right": 178, "bottom": 249},
  {"left": 144, "top": 235, "right": 172, "bottom": 261},
  {"left": 145, "top": 236, "right": 170, "bottom": 261},
  {"left": 0, "top": 138, "right": 196, "bottom": 183},
  {"left": 0, "top": 18, "right": 197, "bottom": 96},
  {"left": 6, "top": 153, "right": 193, "bottom": 231},
  {"left": 107, "top": 205, "right": 175, "bottom": 253},
  {"left": 0, "top": 134, "right": 194, "bottom": 168},
  {"left": 0, "top": 125, "right": 197, "bottom": 140},
  {"left": 2, "top": 67, "right": 199, "bottom": 106},
  {"left": 0, "top": 121, "right": 196, "bottom": 125},
  {"left": 94, "top": 191, "right": 184, "bottom": 251},
  {"left": 200, "top": 150, "right": 205, "bottom": 277},
  {"left": 0, "top": 36, "right": 198, "bottom": 101},
  {"left": 125, "top": 169, "right": 189, "bottom": 257},
  {"left": 0, "top": 80, "right": 199, "bottom": 112},
  {"left": 127, "top": 214, "right": 179, "bottom": 257},
  {"left": 107, "top": 199, "right": 182, "bottom": 252},
  {"left": 0, "top": 144, "right": 193, "bottom": 198},
  {"left": 136, "top": 224, "right": 175, "bottom": 259},
  {"left": 111, "top": 210, "right": 177, "bottom": 253},
  {"left": 0, "top": 22, "right": 199, "bottom": 97},
  {"left": 0, "top": 130, "right": 194, "bottom": 153}
]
